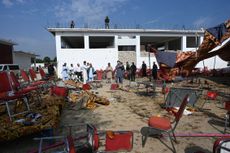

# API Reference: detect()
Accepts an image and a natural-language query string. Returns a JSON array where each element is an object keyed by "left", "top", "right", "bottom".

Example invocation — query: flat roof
[
  {"left": 0, "top": 39, "right": 17, "bottom": 46},
  {"left": 48, "top": 28, "right": 204, "bottom": 35},
  {"left": 14, "top": 51, "right": 39, "bottom": 57}
]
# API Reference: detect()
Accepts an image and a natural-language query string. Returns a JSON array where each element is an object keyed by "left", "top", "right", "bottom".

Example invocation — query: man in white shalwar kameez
[{"left": 81, "top": 61, "right": 88, "bottom": 84}]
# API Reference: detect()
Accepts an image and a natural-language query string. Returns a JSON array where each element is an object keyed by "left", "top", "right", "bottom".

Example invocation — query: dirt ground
[{"left": 0, "top": 76, "right": 229, "bottom": 153}]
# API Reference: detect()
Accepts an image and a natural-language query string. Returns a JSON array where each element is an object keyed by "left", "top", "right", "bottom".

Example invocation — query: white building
[
  {"left": 13, "top": 51, "right": 38, "bottom": 70},
  {"left": 48, "top": 28, "right": 228, "bottom": 78}
]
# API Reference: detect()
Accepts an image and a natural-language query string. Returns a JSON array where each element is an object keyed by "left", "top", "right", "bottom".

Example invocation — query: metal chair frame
[{"left": 141, "top": 94, "right": 189, "bottom": 153}]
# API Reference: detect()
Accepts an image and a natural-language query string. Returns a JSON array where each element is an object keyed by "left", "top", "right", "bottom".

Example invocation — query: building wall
[
  {"left": 56, "top": 34, "right": 118, "bottom": 78},
  {"left": 13, "top": 53, "right": 32, "bottom": 70},
  {"left": 118, "top": 51, "right": 136, "bottom": 65},
  {"left": 0, "top": 44, "right": 13, "bottom": 64},
  {"left": 52, "top": 29, "right": 230, "bottom": 78}
]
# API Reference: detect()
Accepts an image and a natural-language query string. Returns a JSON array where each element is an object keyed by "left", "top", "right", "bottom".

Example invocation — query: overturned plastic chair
[
  {"left": 201, "top": 91, "right": 218, "bottom": 108},
  {"left": 164, "top": 87, "right": 202, "bottom": 108},
  {"left": 30, "top": 124, "right": 133, "bottom": 153},
  {"left": 141, "top": 94, "right": 189, "bottom": 153},
  {"left": 213, "top": 138, "right": 230, "bottom": 153}
]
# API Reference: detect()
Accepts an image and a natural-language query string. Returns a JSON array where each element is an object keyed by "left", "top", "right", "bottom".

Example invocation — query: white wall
[
  {"left": 56, "top": 33, "right": 118, "bottom": 77},
  {"left": 181, "top": 36, "right": 204, "bottom": 51},
  {"left": 13, "top": 53, "right": 32, "bottom": 70},
  {"left": 138, "top": 56, "right": 158, "bottom": 69}
]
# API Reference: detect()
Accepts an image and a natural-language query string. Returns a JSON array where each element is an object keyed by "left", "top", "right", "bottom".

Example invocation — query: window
[
  {"left": 118, "top": 45, "right": 136, "bottom": 51},
  {"left": 186, "top": 36, "right": 200, "bottom": 48},
  {"left": 61, "top": 36, "right": 84, "bottom": 49},
  {"left": 89, "top": 36, "right": 114, "bottom": 48},
  {"left": 9, "top": 65, "right": 19, "bottom": 70}
]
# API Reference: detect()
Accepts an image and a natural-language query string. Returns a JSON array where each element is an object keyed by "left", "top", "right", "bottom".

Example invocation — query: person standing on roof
[{"left": 70, "top": 20, "right": 75, "bottom": 28}]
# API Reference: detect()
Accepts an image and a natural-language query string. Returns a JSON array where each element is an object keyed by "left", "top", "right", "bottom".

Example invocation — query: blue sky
[{"left": 0, "top": 0, "right": 229, "bottom": 58}]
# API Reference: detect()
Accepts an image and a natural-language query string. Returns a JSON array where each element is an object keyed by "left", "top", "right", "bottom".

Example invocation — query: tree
[
  {"left": 43, "top": 56, "right": 51, "bottom": 63},
  {"left": 53, "top": 57, "right": 57, "bottom": 62},
  {"left": 35, "top": 58, "right": 43, "bottom": 63}
]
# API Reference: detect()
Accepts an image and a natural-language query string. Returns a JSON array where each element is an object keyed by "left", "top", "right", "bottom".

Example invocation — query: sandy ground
[{"left": 0, "top": 76, "right": 229, "bottom": 153}]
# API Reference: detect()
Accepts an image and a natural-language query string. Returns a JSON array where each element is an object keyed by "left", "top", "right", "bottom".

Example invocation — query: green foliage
[{"left": 43, "top": 56, "right": 51, "bottom": 63}]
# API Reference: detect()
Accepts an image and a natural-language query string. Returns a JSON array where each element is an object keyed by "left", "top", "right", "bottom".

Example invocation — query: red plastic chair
[
  {"left": 29, "top": 68, "right": 38, "bottom": 81},
  {"left": 39, "top": 68, "right": 56, "bottom": 83},
  {"left": 202, "top": 91, "right": 218, "bottom": 108},
  {"left": 9, "top": 71, "right": 42, "bottom": 102},
  {"left": 87, "top": 124, "right": 133, "bottom": 152},
  {"left": 39, "top": 68, "right": 46, "bottom": 79},
  {"left": 141, "top": 94, "right": 189, "bottom": 153},
  {"left": 206, "top": 91, "right": 218, "bottom": 100},
  {"left": 21, "top": 69, "right": 47, "bottom": 87},
  {"left": 30, "top": 124, "right": 133, "bottom": 153},
  {"left": 105, "top": 131, "right": 133, "bottom": 152},
  {"left": 110, "top": 83, "right": 119, "bottom": 90},
  {"left": 50, "top": 86, "right": 68, "bottom": 97},
  {"left": 213, "top": 138, "right": 230, "bottom": 153},
  {"left": 0, "top": 71, "right": 31, "bottom": 121}
]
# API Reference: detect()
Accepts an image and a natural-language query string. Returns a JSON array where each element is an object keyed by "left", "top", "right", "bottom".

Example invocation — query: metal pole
[{"left": 213, "top": 55, "right": 216, "bottom": 69}]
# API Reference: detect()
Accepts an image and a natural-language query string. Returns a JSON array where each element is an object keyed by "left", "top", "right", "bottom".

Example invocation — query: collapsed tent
[
  {"left": 155, "top": 20, "right": 230, "bottom": 76},
  {"left": 180, "top": 20, "right": 230, "bottom": 73}
]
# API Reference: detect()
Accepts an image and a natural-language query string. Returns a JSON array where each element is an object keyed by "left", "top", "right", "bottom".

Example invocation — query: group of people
[
  {"left": 114, "top": 60, "right": 158, "bottom": 84},
  {"left": 61, "top": 61, "right": 95, "bottom": 84},
  {"left": 61, "top": 60, "right": 158, "bottom": 85}
]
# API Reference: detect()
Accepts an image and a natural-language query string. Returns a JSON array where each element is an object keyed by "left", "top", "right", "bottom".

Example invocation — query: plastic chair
[
  {"left": 0, "top": 71, "right": 30, "bottom": 121},
  {"left": 39, "top": 68, "right": 56, "bottom": 84},
  {"left": 213, "top": 138, "right": 230, "bottom": 153},
  {"left": 9, "top": 71, "right": 42, "bottom": 103},
  {"left": 86, "top": 124, "right": 133, "bottom": 152},
  {"left": 30, "top": 124, "right": 133, "bottom": 153},
  {"left": 29, "top": 68, "right": 39, "bottom": 81},
  {"left": 20, "top": 69, "right": 47, "bottom": 87},
  {"left": 141, "top": 94, "right": 189, "bottom": 153},
  {"left": 165, "top": 87, "right": 202, "bottom": 108},
  {"left": 201, "top": 91, "right": 218, "bottom": 108}
]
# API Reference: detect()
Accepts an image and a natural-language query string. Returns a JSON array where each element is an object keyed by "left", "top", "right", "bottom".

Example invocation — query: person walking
[
  {"left": 130, "top": 62, "right": 137, "bottom": 81},
  {"left": 115, "top": 61, "right": 124, "bottom": 84},
  {"left": 106, "top": 63, "right": 113, "bottom": 83},
  {"left": 152, "top": 62, "right": 158, "bottom": 80}
]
